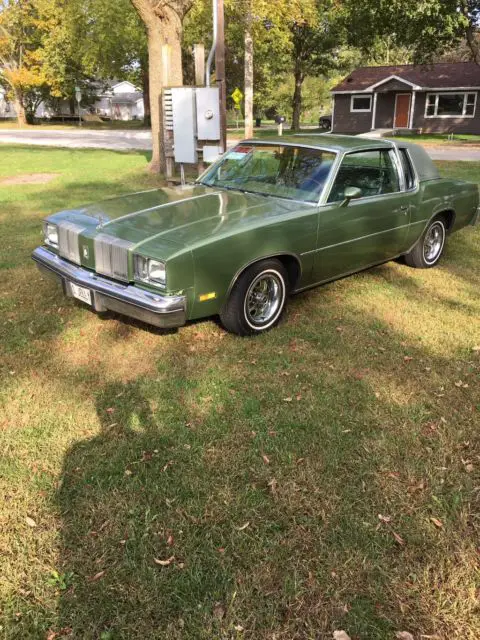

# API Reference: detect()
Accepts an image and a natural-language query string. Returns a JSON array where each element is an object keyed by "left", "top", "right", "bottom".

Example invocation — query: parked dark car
[{"left": 319, "top": 114, "right": 332, "bottom": 130}]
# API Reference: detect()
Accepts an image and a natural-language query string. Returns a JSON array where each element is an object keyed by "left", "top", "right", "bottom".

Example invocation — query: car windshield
[{"left": 199, "top": 143, "right": 336, "bottom": 203}]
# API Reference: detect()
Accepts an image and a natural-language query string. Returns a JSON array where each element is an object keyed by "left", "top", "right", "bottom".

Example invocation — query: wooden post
[
  {"left": 162, "top": 44, "right": 174, "bottom": 178},
  {"left": 194, "top": 44, "right": 205, "bottom": 87},
  {"left": 215, "top": 0, "right": 227, "bottom": 152}
]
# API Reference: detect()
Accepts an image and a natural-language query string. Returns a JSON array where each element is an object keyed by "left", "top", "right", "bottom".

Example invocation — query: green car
[{"left": 33, "top": 135, "right": 479, "bottom": 335}]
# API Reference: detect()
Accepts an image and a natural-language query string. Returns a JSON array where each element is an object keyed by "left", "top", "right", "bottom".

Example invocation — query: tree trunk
[
  {"left": 142, "top": 65, "right": 151, "bottom": 127},
  {"left": 291, "top": 65, "right": 304, "bottom": 131},
  {"left": 13, "top": 89, "right": 27, "bottom": 126},
  {"left": 146, "top": 21, "right": 167, "bottom": 173},
  {"left": 244, "top": 4, "right": 254, "bottom": 138},
  {"left": 130, "top": 0, "right": 187, "bottom": 173}
]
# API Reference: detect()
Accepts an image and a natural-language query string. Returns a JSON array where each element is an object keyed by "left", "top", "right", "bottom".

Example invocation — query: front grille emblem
[{"left": 82, "top": 246, "right": 89, "bottom": 259}]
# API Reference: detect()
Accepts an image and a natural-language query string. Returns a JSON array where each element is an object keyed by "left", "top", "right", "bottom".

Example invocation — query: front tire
[
  {"left": 404, "top": 217, "right": 446, "bottom": 269},
  {"left": 220, "top": 259, "right": 288, "bottom": 336}
]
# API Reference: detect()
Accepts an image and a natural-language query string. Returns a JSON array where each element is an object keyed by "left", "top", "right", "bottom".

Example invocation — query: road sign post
[{"left": 75, "top": 86, "right": 82, "bottom": 127}]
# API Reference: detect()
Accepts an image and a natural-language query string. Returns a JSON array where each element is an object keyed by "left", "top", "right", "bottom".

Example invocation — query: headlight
[
  {"left": 135, "top": 255, "right": 166, "bottom": 287},
  {"left": 43, "top": 222, "right": 58, "bottom": 248}
]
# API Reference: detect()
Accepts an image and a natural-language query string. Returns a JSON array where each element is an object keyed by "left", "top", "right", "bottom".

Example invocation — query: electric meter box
[
  {"left": 163, "top": 86, "right": 221, "bottom": 165},
  {"left": 196, "top": 87, "right": 220, "bottom": 140}
]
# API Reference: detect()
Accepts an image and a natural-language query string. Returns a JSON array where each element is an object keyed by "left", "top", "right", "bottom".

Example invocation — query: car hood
[{"left": 50, "top": 184, "right": 310, "bottom": 254}]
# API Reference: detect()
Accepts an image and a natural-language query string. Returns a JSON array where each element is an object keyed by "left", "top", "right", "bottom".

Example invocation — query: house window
[
  {"left": 350, "top": 95, "right": 372, "bottom": 112},
  {"left": 425, "top": 92, "right": 477, "bottom": 118}
]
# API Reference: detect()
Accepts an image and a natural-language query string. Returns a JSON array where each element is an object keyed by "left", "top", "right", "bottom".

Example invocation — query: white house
[
  {"left": 0, "top": 80, "right": 145, "bottom": 121},
  {"left": 95, "top": 81, "right": 145, "bottom": 121}
]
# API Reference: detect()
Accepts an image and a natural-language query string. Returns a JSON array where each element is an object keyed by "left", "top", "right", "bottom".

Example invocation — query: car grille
[
  {"left": 94, "top": 233, "right": 133, "bottom": 282},
  {"left": 58, "top": 222, "right": 83, "bottom": 264}
]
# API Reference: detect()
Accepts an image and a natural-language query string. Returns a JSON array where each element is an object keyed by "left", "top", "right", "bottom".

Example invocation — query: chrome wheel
[
  {"left": 244, "top": 270, "right": 285, "bottom": 330},
  {"left": 423, "top": 221, "right": 445, "bottom": 265}
]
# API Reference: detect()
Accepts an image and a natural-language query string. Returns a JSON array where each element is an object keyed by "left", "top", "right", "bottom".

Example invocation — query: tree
[
  {"left": 129, "top": 0, "right": 194, "bottom": 173},
  {"left": 289, "top": 2, "right": 340, "bottom": 131},
  {"left": 341, "top": 0, "right": 478, "bottom": 66},
  {"left": 63, "top": 0, "right": 150, "bottom": 124},
  {"left": 0, "top": 0, "right": 49, "bottom": 124}
]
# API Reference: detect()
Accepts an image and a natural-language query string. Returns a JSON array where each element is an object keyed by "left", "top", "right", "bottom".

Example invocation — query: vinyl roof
[{"left": 242, "top": 135, "right": 395, "bottom": 152}]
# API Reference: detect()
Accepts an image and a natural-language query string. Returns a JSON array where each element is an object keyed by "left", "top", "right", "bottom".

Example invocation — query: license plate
[{"left": 70, "top": 282, "right": 92, "bottom": 306}]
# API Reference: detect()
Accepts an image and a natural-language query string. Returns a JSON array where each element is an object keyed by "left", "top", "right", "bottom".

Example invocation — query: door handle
[{"left": 399, "top": 205, "right": 409, "bottom": 214}]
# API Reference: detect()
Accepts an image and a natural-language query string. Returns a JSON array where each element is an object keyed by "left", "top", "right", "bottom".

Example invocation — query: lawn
[
  {"left": 388, "top": 133, "right": 480, "bottom": 146},
  {"left": 0, "top": 147, "right": 479, "bottom": 640}
]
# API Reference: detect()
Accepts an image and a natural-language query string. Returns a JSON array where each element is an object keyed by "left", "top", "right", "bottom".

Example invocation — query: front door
[
  {"left": 312, "top": 148, "right": 411, "bottom": 282},
  {"left": 394, "top": 94, "right": 411, "bottom": 128}
]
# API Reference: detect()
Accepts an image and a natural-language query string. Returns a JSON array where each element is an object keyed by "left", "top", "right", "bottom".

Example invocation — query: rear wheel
[
  {"left": 404, "top": 217, "right": 446, "bottom": 269},
  {"left": 220, "top": 259, "right": 288, "bottom": 336}
]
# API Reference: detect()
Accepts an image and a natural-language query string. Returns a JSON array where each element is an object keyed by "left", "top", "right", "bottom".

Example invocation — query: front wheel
[
  {"left": 404, "top": 217, "right": 446, "bottom": 268},
  {"left": 220, "top": 259, "right": 288, "bottom": 336}
]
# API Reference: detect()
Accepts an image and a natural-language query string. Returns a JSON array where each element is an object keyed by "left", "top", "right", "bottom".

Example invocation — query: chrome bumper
[{"left": 32, "top": 246, "right": 186, "bottom": 329}]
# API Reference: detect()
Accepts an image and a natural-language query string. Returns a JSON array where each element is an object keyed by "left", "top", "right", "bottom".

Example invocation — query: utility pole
[{"left": 215, "top": 0, "right": 227, "bottom": 152}]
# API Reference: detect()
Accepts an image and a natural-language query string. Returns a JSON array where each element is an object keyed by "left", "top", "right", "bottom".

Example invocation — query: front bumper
[{"left": 32, "top": 246, "right": 186, "bottom": 329}]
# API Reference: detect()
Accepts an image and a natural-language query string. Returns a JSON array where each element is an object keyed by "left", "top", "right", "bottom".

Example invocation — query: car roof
[{"left": 241, "top": 134, "right": 396, "bottom": 153}]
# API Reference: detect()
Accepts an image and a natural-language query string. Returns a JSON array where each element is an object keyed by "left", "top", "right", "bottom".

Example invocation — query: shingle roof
[{"left": 332, "top": 62, "right": 480, "bottom": 92}]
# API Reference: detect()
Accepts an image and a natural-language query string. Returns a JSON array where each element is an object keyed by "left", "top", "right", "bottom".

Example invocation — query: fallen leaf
[
  {"left": 262, "top": 454, "right": 270, "bottom": 465},
  {"left": 166, "top": 534, "right": 174, "bottom": 546},
  {"left": 236, "top": 522, "right": 250, "bottom": 531},
  {"left": 392, "top": 530, "right": 405, "bottom": 546},
  {"left": 124, "top": 469, "right": 132, "bottom": 476},
  {"left": 87, "top": 570, "right": 105, "bottom": 582},
  {"left": 465, "top": 463, "right": 474, "bottom": 473},
  {"left": 404, "top": 356, "right": 413, "bottom": 362},
  {"left": 106, "top": 407, "right": 115, "bottom": 414},
  {"left": 154, "top": 555, "right": 175, "bottom": 566},
  {"left": 234, "top": 625, "right": 244, "bottom": 632},
  {"left": 333, "top": 631, "right": 351, "bottom": 640},
  {"left": 268, "top": 478, "right": 278, "bottom": 492},
  {"left": 25, "top": 516, "right": 37, "bottom": 528},
  {"left": 213, "top": 602, "right": 225, "bottom": 620},
  {"left": 378, "top": 514, "right": 392, "bottom": 524},
  {"left": 218, "top": 547, "right": 225, "bottom": 554},
  {"left": 430, "top": 517, "right": 443, "bottom": 529},
  {"left": 454, "top": 380, "right": 463, "bottom": 387},
  {"left": 283, "top": 397, "right": 293, "bottom": 402},
  {"left": 396, "top": 632, "right": 414, "bottom": 640}
]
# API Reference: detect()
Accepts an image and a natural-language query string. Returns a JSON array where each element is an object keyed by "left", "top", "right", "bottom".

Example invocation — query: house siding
[
  {"left": 412, "top": 91, "right": 480, "bottom": 134},
  {"left": 332, "top": 94, "right": 372, "bottom": 133}
]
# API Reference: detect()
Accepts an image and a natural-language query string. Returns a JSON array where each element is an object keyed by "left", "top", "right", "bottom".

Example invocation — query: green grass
[
  {"left": 388, "top": 133, "right": 480, "bottom": 145},
  {"left": 0, "top": 146, "right": 479, "bottom": 640},
  {"left": 0, "top": 119, "right": 149, "bottom": 130}
]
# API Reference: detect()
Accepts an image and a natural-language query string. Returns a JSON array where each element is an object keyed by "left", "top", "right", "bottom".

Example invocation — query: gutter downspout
[{"left": 205, "top": 0, "right": 218, "bottom": 87}]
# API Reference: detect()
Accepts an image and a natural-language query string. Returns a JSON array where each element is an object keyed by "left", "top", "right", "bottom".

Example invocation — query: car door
[{"left": 312, "top": 148, "right": 412, "bottom": 283}]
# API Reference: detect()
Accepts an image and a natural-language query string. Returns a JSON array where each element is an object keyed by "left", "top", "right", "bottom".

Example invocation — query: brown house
[{"left": 331, "top": 62, "right": 480, "bottom": 135}]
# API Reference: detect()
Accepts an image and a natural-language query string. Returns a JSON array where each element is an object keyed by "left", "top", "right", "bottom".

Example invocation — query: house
[
  {"left": 94, "top": 81, "right": 144, "bottom": 121},
  {"left": 330, "top": 62, "right": 480, "bottom": 135},
  {"left": 0, "top": 80, "right": 144, "bottom": 121}
]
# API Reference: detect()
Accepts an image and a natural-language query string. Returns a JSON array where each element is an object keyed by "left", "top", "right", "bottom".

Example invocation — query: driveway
[{"left": 1, "top": 128, "right": 480, "bottom": 161}]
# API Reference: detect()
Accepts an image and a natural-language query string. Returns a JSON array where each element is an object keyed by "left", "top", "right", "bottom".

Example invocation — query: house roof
[
  {"left": 332, "top": 62, "right": 480, "bottom": 92},
  {"left": 110, "top": 92, "right": 143, "bottom": 104}
]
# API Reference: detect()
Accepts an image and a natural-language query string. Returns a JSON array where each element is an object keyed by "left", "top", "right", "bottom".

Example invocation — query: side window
[
  {"left": 399, "top": 149, "right": 415, "bottom": 190},
  {"left": 327, "top": 149, "right": 400, "bottom": 202}
]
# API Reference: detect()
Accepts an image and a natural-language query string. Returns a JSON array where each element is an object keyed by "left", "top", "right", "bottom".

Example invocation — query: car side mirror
[{"left": 341, "top": 186, "right": 362, "bottom": 206}]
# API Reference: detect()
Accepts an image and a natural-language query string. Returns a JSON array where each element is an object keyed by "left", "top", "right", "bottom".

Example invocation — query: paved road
[
  {"left": 1, "top": 128, "right": 480, "bottom": 161},
  {"left": 0, "top": 128, "right": 152, "bottom": 151}
]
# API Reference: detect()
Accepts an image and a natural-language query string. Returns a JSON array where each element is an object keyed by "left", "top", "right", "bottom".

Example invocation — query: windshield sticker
[{"left": 228, "top": 145, "right": 254, "bottom": 160}]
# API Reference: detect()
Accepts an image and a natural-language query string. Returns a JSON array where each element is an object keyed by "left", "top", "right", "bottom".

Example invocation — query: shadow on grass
[{"left": 45, "top": 305, "right": 480, "bottom": 640}]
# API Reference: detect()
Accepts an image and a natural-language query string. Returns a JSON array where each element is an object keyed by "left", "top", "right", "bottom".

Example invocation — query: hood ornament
[{"left": 97, "top": 214, "right": 105, "bottom": 229}]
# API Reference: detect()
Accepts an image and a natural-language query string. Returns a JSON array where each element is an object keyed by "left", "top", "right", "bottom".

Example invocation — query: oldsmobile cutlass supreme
[{"left": 33, "top": 135, "right": 479, "bottom": 335}]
